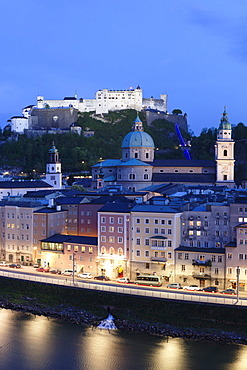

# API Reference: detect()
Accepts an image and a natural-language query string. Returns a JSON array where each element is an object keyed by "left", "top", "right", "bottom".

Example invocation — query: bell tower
[
  {"left": 45, "top": 142, "right": 62, "bottom": 189},
  {"left": 215, "top": 108, "right": 235, "bottom": 188}
]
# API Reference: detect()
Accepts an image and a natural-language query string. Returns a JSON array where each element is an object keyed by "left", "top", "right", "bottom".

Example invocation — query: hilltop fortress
[
  {"left": 35, "top": 86, "right": 167, "bottom": 115},
  {"left": 9, "top": 86, "right": 188, "bottom": 134}
]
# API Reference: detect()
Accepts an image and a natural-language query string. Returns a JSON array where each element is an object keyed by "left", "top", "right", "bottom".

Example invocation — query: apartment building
[
  {"left": 130, "top": 203, "right": 182, "bottom": 281},
  {"left": 33, "top": 207, "right": 67, "bottom": 264},
  {"left": 40, "top": 234, "right": 98, "bottom": 274},
  {"left": 0, "top": 201, "right": 42, "bottom": 264},
  {"left": 97, "top": 198, "right": 133, "bottom": 278}
]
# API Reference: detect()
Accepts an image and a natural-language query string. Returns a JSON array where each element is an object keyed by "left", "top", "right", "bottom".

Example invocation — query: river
[{"left": 0, "top": 309, "right": 247, "bottom": 370}]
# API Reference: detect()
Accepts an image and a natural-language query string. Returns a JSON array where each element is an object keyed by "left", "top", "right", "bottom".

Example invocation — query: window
[
  {"left": 154, "top": 228, "right": 158, "bottom": 234},
  {"left": 101, "top": 236, "right": 106, "bottom": 242},
  {"left": 181, "top": 265, "right": 185, "bottom": 271},
  {"left": 161, "top": 228, "right": 165, "bottom": 234},
  {"left": 101, "top": 217, "right": 106, "bottom": 223},
  {"left": 110, "top": 217, "right": 114, "bottom": 224},
  {"left": 145, "top": 263, "right": 150, "bottom": 269},
  {"left": 239, "top": 254, "right": 244, "bottom": 260},
  {"left": 228, "top": 267, "right": 232, "bottom": 275},
  {"left": 212, "top": 255, "right": 216, "bottom": 262},
  {"left": 145, "top": 228, "right": 149, "bottom": 233},
  {"left": 118, "top": 227, "right": 123, "bottom": 233},
  {"left": 109, "top": 236, "right": 115, "bottom": 243},
  {"left": 168, "top": 252, "right": 172, "bottom": 258},
  {"left": 204, "top": 242, "right": 208, "bottom": 247},
  {"left": 227, "top": 253, "right": 232, "bottom": 259},
  {"left": 109, "top": 247, "right": 114, "bottom": 255},
  {"left": 109, "top": 226, "right": 114, "bottom": 232},
  {"left": 136, "top": 238, "right": 140, "bottom": 245},
  {"left": 145, "top": 238, "right": 149, "bottom": 246},
  {"left": 118, "top": 248, "right": 123, "bottom": 256},
  {"left": 215, "top": 219, "right": 220, "bottom": 225},
  {"left": 101, "top": 247, "right": 106, "bottom": 254},
  {"left": 101, "top": 226, "right": 106, "bottom": 232},
  {"left": 185, "top": 253, "right": 189, "bottom": 260},
  {"left": 89, "top": 247, "right": 93, "bottom": 254},
  {"left": 144, "top": 174, "right": 148, "bottom": 180},
  {"left": 145, "top": 219, "right": 149, "bottom": 224},
  {"left": 224, "top": 149, "right": 227, "bottom": 156},
  {"left": 118, "top": 217, "right": 122, "bottom": 224},
  {"left": 74, "top": 246, "right": 78, "bottom": 252},
  {"left": 168, "top": 229, "right": 172, "bottom": 235},
  {"left": 136, "top": 250, "right": 140, "bottom": 257},
  {"left": 129, "top": 173, "right": 136, "bottom": 180},
  {"left": 136, "top": 227, "right": 140, "bottom": 233},
  {"left": 178, "top": 253, "right": 182, "bottom": 259},
  {"left": 168, "top": 240, "right": 172, "bottom": 247},
  {"left": 67, "top": 245, "right": 71, "bottom": 251},
  {"left": 168, "top": 220, "right": 172, "bottom": 225},
  {"left": 218, "top": 256, "right": 222, "bottom": 263},
  {"left": 189, "top": 230, "right": 193, "bottom": 235},
  {"left": 136, "top": 218, "right": 140, "bottom": 224},
  {"left": 154, "top": 219, "right": 159, "bottom": 225},
  {"left": 215, "top": 268, "right": 218, "bottom": 274},
  {"left": 145, "top": 250, "right": 150, "bottom": 257},
  {"left": 118, "top": 237, "right": 123, "bottom": 243}
]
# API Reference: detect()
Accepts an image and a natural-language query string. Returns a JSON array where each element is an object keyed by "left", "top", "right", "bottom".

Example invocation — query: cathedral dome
[
  {"left": 121, "top": 115, "right": 154, "bottom": 148},
  {"left": 122, "top": 130, "right": 154, "bottom": 148}
]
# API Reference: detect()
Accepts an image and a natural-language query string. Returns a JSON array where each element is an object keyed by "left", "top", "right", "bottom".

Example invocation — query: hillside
[{"left": 0, "top": 110, "right": 246, "bottom": 182}]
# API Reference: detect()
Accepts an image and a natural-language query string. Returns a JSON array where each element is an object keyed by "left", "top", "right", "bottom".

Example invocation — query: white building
[
  {"left": 10, "top": 116, "right": 28, "bottom": 134},
  {"left": 35, "top": 86, "right": 167, "bottom": 115}
]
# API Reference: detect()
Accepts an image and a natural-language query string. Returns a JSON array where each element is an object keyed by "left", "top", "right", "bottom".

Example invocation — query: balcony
[
  {"left": 192, "top": 259, "right": 212, "bottom": 267},
  {"left": 150, "top": 257, "right": 167, "bottom": 262},
  {"left": 192, "top": 272, "right": 211, "bottom": 280}
]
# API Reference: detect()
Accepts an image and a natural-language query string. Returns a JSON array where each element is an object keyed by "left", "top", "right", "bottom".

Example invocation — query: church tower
[
  {"left": 45, "top": 142, "right": 62, "bottom": 189},
  {"left": 215, "top": 108, "right": 235, "bottom": 188}
]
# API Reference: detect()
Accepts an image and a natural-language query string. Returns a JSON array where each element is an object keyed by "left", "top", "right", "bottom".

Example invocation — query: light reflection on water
[{"left": 0, "top": 309, "right": 247, "bottom": 370}]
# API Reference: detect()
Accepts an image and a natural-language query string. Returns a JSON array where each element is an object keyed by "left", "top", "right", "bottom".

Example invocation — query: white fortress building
[{"left": 35, "top": 86, "right": 167, "bottom": 115}]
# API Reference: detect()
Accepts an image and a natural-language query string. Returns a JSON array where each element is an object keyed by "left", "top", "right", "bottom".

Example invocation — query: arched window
[
  {"left": 129, "top": 173, "right": 136, "bottom": 180},
  {"left": 224, "top": 149, "right": 227, "bottom": 156},
  {"left": 118, "top": 174, "right": 122, "bottom": 179},
  {"left": 109, "top": 247, "right": 114, "bottom": 255},
  {"left": 101, "top": 247, "right": 106, "bottom": 255},
  {"left": 145, "top": 152, "right": 149, "bottom": 159},
  {"left": 134, "top": 152, "right": 138, "bottom": 158},
  {"left": 144, "top": 173, "right": 148, "bottom": 180},
  {"left": 118, "top": 248, "right": 123, "bottom": 256}
]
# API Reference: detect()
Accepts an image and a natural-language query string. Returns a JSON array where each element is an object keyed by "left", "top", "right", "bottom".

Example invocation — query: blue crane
[{"left": 175, "top": 123, "right": 191, "bottom": 160}]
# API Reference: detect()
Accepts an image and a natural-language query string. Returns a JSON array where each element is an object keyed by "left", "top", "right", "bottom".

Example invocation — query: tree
[{"left": 172, "top": 109, "right": 182, "bottom": 115}]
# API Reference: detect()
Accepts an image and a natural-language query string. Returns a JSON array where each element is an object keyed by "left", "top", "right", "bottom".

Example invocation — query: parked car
[
  {"left": 116, "top": 277, "right": 130, "bottom": 283},
  {"left": 50, "top": 269, "right": 61, "bottom": 274},
  {"left": 78, "top": 273, "right": 93, "bottom": 279},
  {"left": 94, "top": 275, "right": 110, "bottom": 281},
  {"left": 9, "top": 263, "right": 21, "bottom": 268},
  {"left": 221, "top": 289, "right": 236, "bottom": 295},
  {"left": 183, "top": 285, "right": 201, "bottom": 291},
  {"left": 61, "top": 269, "right": 75, "bottom": 276},
  {"left": 33, "top": 263, "right": 40, "bottom": 268},
  {"left": 202, "top": 286, "right": 218, "bottom": 293},
  {"left": 36, "top": 267, "right": 50, "bottom": 272},
  {"left": 167, "top": 283, "right": 182, "bottom": 289},
  {"left": 0, "top": 261, "right": 8, "bottom": 267}
]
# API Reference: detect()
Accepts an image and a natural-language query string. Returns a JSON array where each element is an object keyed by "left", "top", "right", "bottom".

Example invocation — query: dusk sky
[{"left": 1, "top": 0, "right": 247, "bottom": 135}]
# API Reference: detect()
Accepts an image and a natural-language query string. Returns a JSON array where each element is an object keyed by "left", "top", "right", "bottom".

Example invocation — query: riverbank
[{"left": 1, "top": 277, "right": 247, "bottom": 345}]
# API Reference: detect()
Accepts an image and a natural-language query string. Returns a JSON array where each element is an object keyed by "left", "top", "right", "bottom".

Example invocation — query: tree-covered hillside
[{"left": 0, "top": 110, "right": 247, "bottom": 182}]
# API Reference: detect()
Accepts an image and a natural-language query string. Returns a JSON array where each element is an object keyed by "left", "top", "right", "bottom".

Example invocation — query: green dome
[{"left": 219, "top": 108, "right": 231, "bottom": 130}]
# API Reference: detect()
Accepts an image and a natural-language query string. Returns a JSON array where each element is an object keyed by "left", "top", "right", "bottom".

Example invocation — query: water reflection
[{"left": 0, "top": 309, "right": 247, "bottom": 370}]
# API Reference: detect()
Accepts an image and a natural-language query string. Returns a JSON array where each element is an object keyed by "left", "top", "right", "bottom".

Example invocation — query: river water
[{"left": 1, "top": 309, "right": 247, "bottom": 370}]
